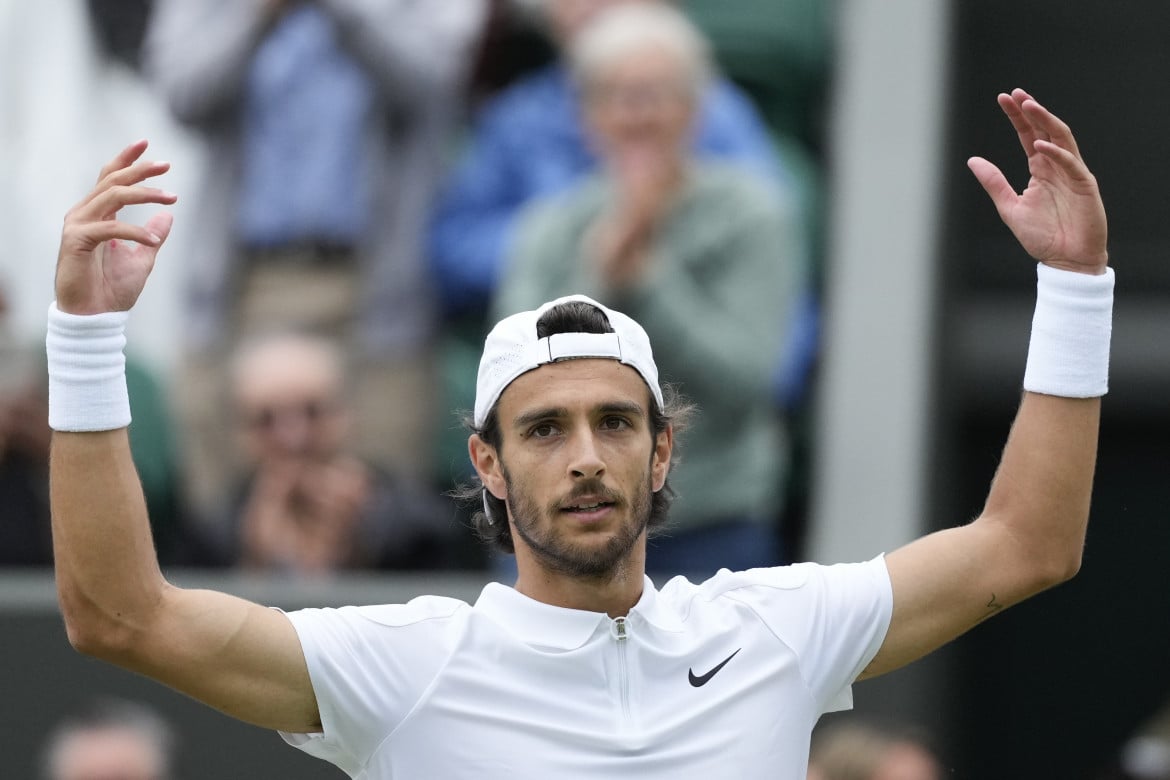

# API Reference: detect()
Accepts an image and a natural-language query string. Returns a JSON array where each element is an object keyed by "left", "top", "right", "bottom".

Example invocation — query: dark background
[{"left": 932, "top": 1, "right": 1170, "bottom": 777}]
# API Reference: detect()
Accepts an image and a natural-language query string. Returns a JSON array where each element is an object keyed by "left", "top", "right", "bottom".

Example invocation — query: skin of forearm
[
  {"left": 50, "top": 429, "right": 168, "bottom": 656},
  {"left": 978, "top": 392, "right": 1100, "bottom": 588}
]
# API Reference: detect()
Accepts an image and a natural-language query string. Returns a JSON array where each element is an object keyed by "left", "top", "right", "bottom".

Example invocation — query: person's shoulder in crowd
[{"left": 475, "top": 63, "right": 578, "bottom": 134}]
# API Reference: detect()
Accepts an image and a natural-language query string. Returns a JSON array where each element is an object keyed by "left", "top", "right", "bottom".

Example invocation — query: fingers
[
  {"left": 967, "top": 156, "right": 1016, "bottom": 220},
  {"left": 143, "top": 212, "right": 176, "bottom": 247},
  {"left": 74, "top": 183, "right": 177, "bottom": 224},
  {"left": 98, "top": 158, "right": 173, "bottom": 196},
  {"left": 80, "top": 161, "right": 175, "bottom": 212},
  {"left": 63, "top": 218, "right": 167, "bottom": 251},
  {"left": 94, "top": 139, "right": 149, "bottom": 185},
  {"left": 67, "top": 148, "right": 177, "bottom": 238},
  {"left": 1033, "top": 139, "right": 1097, "bottom": 190},
  {"left": 998, "top": 91, "right": 1041, "bottom": 160},
  {"left": 76, "top": 145, "right": 175, "bottom": 217},
  {"left": 1019, "top": 95, "right": 1082, "bottom": 160},
  {"left": 1000, "top": 88, "right": 1084, "bottom": 161}
]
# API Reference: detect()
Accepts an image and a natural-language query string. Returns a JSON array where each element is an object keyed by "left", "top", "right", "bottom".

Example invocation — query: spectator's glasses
[
  {"left": 245, "top": 399, "right": 338, "bottom": 432},
  {"left": 584, "top": 80, "right": 691, "bottom": 112}
]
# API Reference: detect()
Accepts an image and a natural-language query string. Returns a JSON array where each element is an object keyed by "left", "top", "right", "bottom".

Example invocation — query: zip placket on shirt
[{"left": 610, "top": 616, "right": 632, "bottom": 725}]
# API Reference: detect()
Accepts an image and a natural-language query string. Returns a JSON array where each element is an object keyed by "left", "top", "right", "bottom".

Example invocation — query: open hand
[
  {"left": 55, "top": 140, "right": 177, "bottom": 315},
  {"left": 967, "top": 89, "right": 1108, "bottom": 275}
]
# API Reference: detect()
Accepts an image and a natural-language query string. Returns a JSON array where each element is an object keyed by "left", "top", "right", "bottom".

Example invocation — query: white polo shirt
[{"left": 281, "top": 557, "right": 893, "bottom": 779}]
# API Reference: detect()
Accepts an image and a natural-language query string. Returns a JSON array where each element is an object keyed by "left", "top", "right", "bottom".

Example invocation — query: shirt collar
[{"left": 474, "top": 576, "right": 684, "bottom": 650}]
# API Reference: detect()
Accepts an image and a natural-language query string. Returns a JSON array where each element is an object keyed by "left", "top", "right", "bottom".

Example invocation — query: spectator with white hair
[{"left": 428, "top": 0, "right": 800, "bottom": 314}]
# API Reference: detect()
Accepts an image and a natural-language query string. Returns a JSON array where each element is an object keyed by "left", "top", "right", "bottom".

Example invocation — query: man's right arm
[
  {"left": 53, "top": 430, "right": 320, "bottom": 733},
  {"left": 49, "top": 141, "right": 321, "bottom": 734}
]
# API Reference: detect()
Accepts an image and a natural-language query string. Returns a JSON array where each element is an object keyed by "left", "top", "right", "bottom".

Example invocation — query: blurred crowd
[{"left": 0, "top": 0, "right": 831, "bottom": 578}]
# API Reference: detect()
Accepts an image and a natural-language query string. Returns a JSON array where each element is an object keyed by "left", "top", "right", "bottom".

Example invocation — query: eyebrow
[
  {"left": 598, "top": 401, "right": 646, "bottom": 419},
  {"left": 512, "top": 407, "right": 569, "bottom": 429},
  {"left": 511, "top": 401, "right": 646, "bottom": 429}
]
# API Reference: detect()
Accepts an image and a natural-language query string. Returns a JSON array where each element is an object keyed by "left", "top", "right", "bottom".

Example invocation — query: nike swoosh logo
[{"left": 688, "top": 648, "right": 741, "bottom": 687}]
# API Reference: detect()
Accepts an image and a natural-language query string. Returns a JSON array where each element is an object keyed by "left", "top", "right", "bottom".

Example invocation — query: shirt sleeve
[
  {"left": 720, "top": 556, "right": 893, "bottom": 715},
  {"left": 278, "top": 598, "right": 466, "bottom": 776}
]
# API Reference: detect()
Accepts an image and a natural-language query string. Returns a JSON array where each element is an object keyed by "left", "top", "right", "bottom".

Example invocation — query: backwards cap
[{"left": 474, "top": 294, "right": 664, "bottom": 427}]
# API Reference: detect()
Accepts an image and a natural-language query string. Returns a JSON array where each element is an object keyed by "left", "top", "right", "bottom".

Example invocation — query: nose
[
  {"left": 609, "top": 94, "right": 661, "bottom": 134},
  {"left": 567, "top": 430, "right": 606, "bottom": 480},
  {"left": 269, "top": 411, "right": 314, "bottom": 456}
]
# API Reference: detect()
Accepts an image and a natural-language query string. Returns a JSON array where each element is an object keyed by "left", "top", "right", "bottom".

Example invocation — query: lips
[
  {"left": 563, "top": 501, "right": 614, "bottom": 513},
  {"left": 554, "top": 478, "right": 624, "bottom": 521},
  {"left": 558, "top": 487, "right": 621, "bottom": 516}
]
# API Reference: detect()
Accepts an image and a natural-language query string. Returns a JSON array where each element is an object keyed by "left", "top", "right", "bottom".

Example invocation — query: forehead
[
  {"left": 234, "top": 342, "right": 339, "bottom": 407},
  {"left": 56, "top": 728, "right": 161, "bottom": 779},
  {"left": 590, "top": 41, "right": 687, "bottom": 84},
  {"left": 497, "top": 359, "right": 652, "bottom": 421}
]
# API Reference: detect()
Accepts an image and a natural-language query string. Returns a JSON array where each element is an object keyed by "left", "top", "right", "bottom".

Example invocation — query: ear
[
  {"left": 468, "top": 433, "right": 507, "bottom": 500},
  {"left": 650, "top": 423, "right": 673, "bottom": 493}
]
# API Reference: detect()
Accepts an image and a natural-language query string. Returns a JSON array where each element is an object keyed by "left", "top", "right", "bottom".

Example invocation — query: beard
[{"left": 505, "top": 468, "right": 653, "bottom": 580}]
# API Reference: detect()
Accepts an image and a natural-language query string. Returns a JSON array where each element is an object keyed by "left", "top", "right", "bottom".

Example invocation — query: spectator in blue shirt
[{"left": 143, "top": 2, "right": 487, "bottom": 527}]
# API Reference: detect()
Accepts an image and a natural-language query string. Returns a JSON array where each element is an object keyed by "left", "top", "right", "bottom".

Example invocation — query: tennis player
[{"left": 46, "top": 88, "right": 1110, "bottom": 778}]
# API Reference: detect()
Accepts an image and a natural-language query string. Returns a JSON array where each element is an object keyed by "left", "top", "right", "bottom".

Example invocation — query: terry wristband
[
  {"left": 1023, "top": 263, "right": 1114, "bottom": 398},
  {"left": 46, "top": 302, "right": 132, "bottom": 432}
]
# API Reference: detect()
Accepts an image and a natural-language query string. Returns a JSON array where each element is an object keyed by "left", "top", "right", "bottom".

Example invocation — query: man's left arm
[{"left": 862, "top": 89, "right": 1110, "bottom": 679}]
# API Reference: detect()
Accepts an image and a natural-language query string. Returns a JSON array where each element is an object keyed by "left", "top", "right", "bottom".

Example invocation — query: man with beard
[{"left": 46, "top": 88, "right": 1110, "bottom": 778}]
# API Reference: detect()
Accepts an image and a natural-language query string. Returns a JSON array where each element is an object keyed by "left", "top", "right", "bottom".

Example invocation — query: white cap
[{"left": 474, "top": 294, "right": 663, "bottom": 427}]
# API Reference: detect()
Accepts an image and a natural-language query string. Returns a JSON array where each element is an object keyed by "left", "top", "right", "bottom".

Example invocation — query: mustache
[{"left": 556, "top": 479, "right": 623, "bottom": 507}]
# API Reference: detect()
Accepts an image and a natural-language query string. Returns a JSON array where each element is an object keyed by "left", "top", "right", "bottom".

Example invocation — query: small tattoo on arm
[{"left": 974, "top": 593, "right": 1005, "bottom": 626}]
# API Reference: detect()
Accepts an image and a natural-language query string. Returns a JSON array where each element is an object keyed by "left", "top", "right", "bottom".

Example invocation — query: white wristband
[
  {"left": 46, "top": 302, "right": 132, "bottom": 431},
  {"left": 1023, "top": 263, "right": 1114, "bottom": 398}
]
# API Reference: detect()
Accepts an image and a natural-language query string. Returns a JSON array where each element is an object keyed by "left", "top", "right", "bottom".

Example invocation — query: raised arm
[
  {"left": 49, "top": 142, "right": 320, "bottom": 732},
  {"left": 863, "top": 89, "right": 1110, "bottom": 678}
]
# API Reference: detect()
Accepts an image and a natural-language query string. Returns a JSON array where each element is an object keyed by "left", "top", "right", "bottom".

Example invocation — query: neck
[{"left": 512, "top": 544, "right": 647, "bottom": 619}]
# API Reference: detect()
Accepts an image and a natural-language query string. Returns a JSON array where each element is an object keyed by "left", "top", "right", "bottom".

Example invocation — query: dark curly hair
[{"left": 450, "top": 300, "right": 693, "bottom": 554}]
